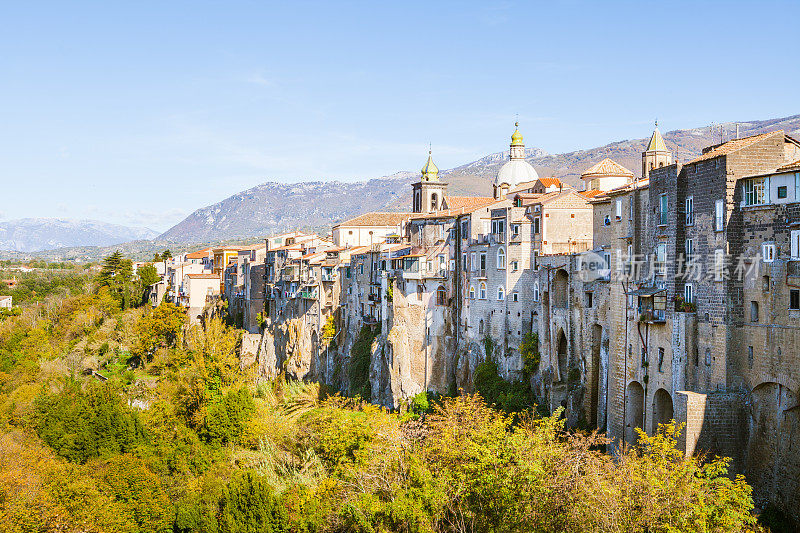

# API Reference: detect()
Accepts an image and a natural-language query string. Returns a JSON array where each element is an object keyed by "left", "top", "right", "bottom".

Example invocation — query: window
[
  {"left": 778, "top": 186, "right": 788, "bottom": 199},
  {"left": 656, "top": 243, "right": 667, "bottom": 275},
  {"left": 762, "top": 243, "right": 776, "bottom": 263},
  {"left": 533, "top": 250, "right": 539, "bottom": 270},
  {"left": 479, "top": 282, "right": 487, "bottom": 300},
  {"left": 470, "top": 252, "right": 476, "bottom": 271},
  {"left": 512, "top": 291, "right": 518, "bottom": 302},
  {"left": 763, "top": 275, "right": 770, "bottom": 292},
  {"left": 533, "top": 217, "right": 540, "bottom": 234},
  {"left": 511, "top": 224, "right": 520, "bottom": 236},
  {"left": 497, "top": 248, "right": 506, "bottom": 269},
  {"left": 359, "top": 264, "right": 364, "bottom": 275},
  {"left": 604, "top": 215, "right": 611, "bottom": 226},
  {"left": 685, "top": 196, "right": 694, "bottom": 225},
  {"left": 715, "top": 199, "right": 724, "bottom": 231},
  {"left": 449, "top": 259, "right": 455, "bottom": 271},
  {"left": 585, "top": 292, "right": 593, "bottom": 307},
  {"left": 744, "top": 177, "right": 768, "bottom": 206},
  {"left": 684, "top": 283, "right": 694, "bottom": 304},
  {"left": 497, "top": 286, "right": 505, "bottom": 301},
  {"left": 480, "top": 253, "right": 487, "bottom": 271},
  {"left": 685, "top": 239, "right": 694, "bottom": 262},
  {"left": 436, "top": 285, "right": 446, "bottom": 306},
  {"left": 462, "top": 253, "right": 467, "bottom": 269},
  {"left": 791, "top": 289, "right": 800, "bottom": 310},
  {"left": 431, "top": 193, "right": 438, "bottom": 211},
  {"left": 511, "top": 260, "right": 519, "bottom": 272},
  {"left": 533, "top": 281, "right": 540, "bottom": 302},
  {"left": 469, "top": 285, "right": 476, "bottom": 299},
  {"left": 659, "top": 194, "right": 668, "bottom": 225},
  {"left": 750, "top": 301, "right": 759, "bottom": 322},
  {"left": 658, "top": 347, "right": 665, "bottom": 372},
  {"left": 714, "top": 249, "right": 724, "bottom": 281},
  {"left": 791, "top": 230, "right": 800, "bottom": 259},
  {"left": 615, "top": 199, "right": 623, "bottom": 220},
  {"left": 748, "top": 346, "right": 754, "bottom": 369}
]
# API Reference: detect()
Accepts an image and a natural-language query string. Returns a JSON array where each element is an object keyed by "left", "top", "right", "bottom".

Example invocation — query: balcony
[
  {"left": 490, "top": 232, "right": 506, "bottom": 244},
  {"left": 368, "top": 293, "right": 380, "bottom": 302},
  {"left": 300, "top": 289, "right": 318, "bottom": 299},
  {"left": 475, "top": 268, "right": 487, "bottom": 279},
  {"left": 637, "top": 308, "right": 665, "bottom": 324}
]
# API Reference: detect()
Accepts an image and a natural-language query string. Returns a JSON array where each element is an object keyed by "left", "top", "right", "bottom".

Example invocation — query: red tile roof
[
  {"left": 687, "top": 131, "right": 781, "bottom": 164},
  {"left": 538, "top": 177, "right": 562, "bottom": 188},
  {"left": 777, "top": 158, "right": 800, "bottom": 172},
  {"left": 580, "top": 189, "right": 604, "bottom": 198},
  {"left": 334, "top": 212, "right": 412, "bottom": 228},
  {"left": 445, "top": 196, "right": 495, "bottom": 210},
  {"left": 582, "top": 158, "right": 634, "bottom": 179},
  {"left": 186, "top": 248, "right": 212, "bottom": 259}
]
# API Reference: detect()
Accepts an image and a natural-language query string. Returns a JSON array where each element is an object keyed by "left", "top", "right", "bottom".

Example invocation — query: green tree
[
  {"left": 162, "top": 250, "right": 173, "bottom": 260},
  {"left": 218, "top": 472, "right": 287, "bottom": 533},
  {"left": 97, "top": 251, "right": 135, "bottom": 309},
  {"left": 153, "top": 253, "right": 162, "bottom": 263},
  {"left": 132, "top": 301, "right": 186, "bottom": 364}
]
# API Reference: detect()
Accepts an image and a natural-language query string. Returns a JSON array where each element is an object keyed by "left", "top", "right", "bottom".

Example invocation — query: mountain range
[
  {"left": 158, "top": 115, "right": 800, "bottom": 243},
  {"left": 6, "top": 114, "right": 800, "bottom": 255},
  {"left": 0, "top": 218, "right": 158, "bottom": 253}
]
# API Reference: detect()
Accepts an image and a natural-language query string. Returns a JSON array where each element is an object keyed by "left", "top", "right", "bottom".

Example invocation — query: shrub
[
  {"left": 473, "top": 360, "right": 532, "bottom": 413},
  {"left": 349, "top": 325, "right": 376, "bottom": 399}
]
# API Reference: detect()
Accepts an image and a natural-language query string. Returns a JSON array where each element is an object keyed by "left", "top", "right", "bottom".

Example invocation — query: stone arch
[
  {"left": 436, "top": 285, "right": 446, "bottom": 306},
  {"left": 746, "top": 382, "right": 799, "bottom": 504},
  {"left": 556, "top": 328, "right": 568, "bottom": 381},
  {"left": 590, "top": 324, "right": 603, "bottom": 429},
  {"left": 430, "top": 192, "right": 438, "bottom": 212},
  {"left": 625, "top": 381, "right": 645, "bottom": 445},
  {"left": 651, "top": 388, "right": 673, "bottom": 434},
  {"left": 553, "top": 269, "right": 569, "bottom": 308}
]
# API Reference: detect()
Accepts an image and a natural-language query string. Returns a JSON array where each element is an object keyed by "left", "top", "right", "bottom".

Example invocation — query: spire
[
  {"left": 420, "top": 148, "right": 439, "bottom": 181},
  {"left": 646, "top": 121, "right": 668, "bottom": 152}
]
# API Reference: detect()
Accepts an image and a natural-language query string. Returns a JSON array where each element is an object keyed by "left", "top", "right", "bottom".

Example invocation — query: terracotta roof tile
[
  {"left": 538, "top": 177, "right": 562, "bottom": 188},
  {"left": 777, "top": 158, "right": 800, "bottom": 172},
  {"left": 580, "top": 189, "right": 604, "bottom": 198},
  {"left": 687, "top": 131, "right": 781, "bottom": 164},
  {"left": 444, "top": 196, "right": 495, "bottom": 210},
  {"left": 334, "top": 212, "right": 412, "bottom": 228},
  {"left": 582, "top": 158, "right": 634, "bottom": 179},
  {"left": 186, "top": 248, "right": 212, "bottom": 259}
]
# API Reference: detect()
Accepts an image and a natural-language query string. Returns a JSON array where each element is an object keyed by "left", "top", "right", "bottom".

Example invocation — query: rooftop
[
  {"left": 581, "top": 158, "right": 634, "bottom": 179},
  {"left": 186, "top": 248, "right": 212, "bottom": 259},
  {"left": 334, "top": 212, "right": 413, "bottom": 228},
  {"left": 687, "top": 130, "right": 783, "bottom": 164},
  {"left": 186, "top": 273, "right": 219, "bottom": 279}
]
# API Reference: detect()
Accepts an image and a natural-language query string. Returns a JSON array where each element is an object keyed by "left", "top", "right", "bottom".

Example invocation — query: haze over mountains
[
  {"left": 6, "top": 115, "right": 800, "bottom": 254},
  {"left": 0, "top": 218, "right": 158, "bottom": 253}
]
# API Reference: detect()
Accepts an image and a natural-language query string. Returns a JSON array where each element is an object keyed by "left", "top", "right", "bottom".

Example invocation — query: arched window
[
  {"left": 479, "top": 282, "right": 487, "bottom": 300},
  {"left": 497, "top": 247, "right": 506, "bottom": 269},
  {"left": 497, "top": 285, "right": 505, "bottom": 301},
  {"left": 436, "top": 285, "right": 446, "bottom": 306},
  {"left": 533, "top": 281, "right": 540, "bottom": 302},
  {"left": 479, "top": 319, "right": 484, "bottom": 335},
  {"left": 469, "top": 285, "right": 475, "bottom": 299},
  {"left": 431, "top": 193, "right": 438, "bottom": 211}
]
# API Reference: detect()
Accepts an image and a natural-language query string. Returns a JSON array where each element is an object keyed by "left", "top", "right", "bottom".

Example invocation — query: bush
[
  {"left": 33, "top": 381, "right": 146, "bottom": 464},
  {"left": 473, "top": 360, "right": 532, "bottom": 413},
  {"left": 349, "top": 325, "right": 376, "bottom": 399},
  {"left": 201, "top": 387, "right": 255, "bottom": 445}
]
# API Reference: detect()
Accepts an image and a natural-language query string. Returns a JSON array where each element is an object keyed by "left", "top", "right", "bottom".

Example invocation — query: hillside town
[{"left": 148, "top": 123, "right": 800, "bottom": 515}]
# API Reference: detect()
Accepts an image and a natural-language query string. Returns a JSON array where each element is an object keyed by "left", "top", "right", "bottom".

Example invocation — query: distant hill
[{"left": 0, "top": 219, "right": 159, "bottom": 253}]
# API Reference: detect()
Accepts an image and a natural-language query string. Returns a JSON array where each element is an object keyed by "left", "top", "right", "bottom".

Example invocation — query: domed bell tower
[{"left": 412, "top": 150, "right": 448, "bottom": 214}]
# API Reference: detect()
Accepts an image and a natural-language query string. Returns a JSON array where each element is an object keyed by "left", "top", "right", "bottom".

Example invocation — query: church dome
[
  {"left": 511, "top": 124, "right": 524, "bottom": 146},
  {"left": 496, "top": 159, "right": 539, "bottom": 187}
]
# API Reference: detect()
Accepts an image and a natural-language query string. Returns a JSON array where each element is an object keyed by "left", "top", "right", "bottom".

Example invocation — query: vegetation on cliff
[{"left": 0, "top": 260, "right": 768, "bottom": 532}]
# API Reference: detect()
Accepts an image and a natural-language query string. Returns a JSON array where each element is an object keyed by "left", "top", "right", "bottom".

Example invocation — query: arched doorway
[
  {"left": 625, "top": 381, "right": 645, "bottom": 445},
  {"left": 651, "top": 388, "right": 673, "bottom": 434},
  {"left": 556, "top": 329, "right": 568, "bottom": 381}
]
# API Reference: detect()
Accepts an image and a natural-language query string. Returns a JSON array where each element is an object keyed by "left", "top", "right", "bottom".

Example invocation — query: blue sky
[{"left": 2, "top": 1, "right": 798, "bottom": 232}]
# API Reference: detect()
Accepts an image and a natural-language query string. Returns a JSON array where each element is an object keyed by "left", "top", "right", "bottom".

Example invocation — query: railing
[
  {"left": 476, "top": 268, "right": 487, "bottom": 278},
  {"left": 300, "top": 290, "right": 317, "bottom": 299},
  {"left": 490, "top": 232, "right": 506, "bottom": 244}
]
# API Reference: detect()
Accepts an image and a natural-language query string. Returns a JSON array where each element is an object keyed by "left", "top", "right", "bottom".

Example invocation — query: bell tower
[
  {"left": 412, "top": 149, "right": 447, "bottom": 214},
  {"left": 642, "top": 121, "right": 673, "bottom": 178}
]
